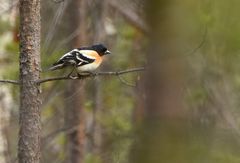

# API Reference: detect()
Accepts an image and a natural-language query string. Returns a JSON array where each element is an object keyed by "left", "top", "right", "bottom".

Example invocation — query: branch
[
  {"left": 37, "top": 67, "right": 145, "bottom": 84},
  {"left": 185, "top": 26, "right": 208, "bottom": 56},
  {"left": 0, "top": 79, "right": 19, "bottom": 85},
  {"left": 0, "top": 67, "right": 145, "bottom": 85},
  {"left": 42, "top": 124, "right": 79, "bottom": 146},
  {"left": 117, "top": 75, "right": 136, "bottom": 87}
]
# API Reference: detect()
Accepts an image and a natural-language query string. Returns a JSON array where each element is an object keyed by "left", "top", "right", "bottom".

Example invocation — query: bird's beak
[{"left": 105, "top": 50, "right": 111, "bottom": 55}]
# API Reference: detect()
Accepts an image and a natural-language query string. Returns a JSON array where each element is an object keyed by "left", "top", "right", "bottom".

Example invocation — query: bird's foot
[
  {"left": 68, "top": 75, "right": 78, "bottom": 79},
  {"left": 78, "top": 71, "right": 94, "bottom": 76},
  {"left": 76, "top": 72, "right": 95, "bottom": 79},
  {"left": 67, "top": 72, "right": 79, "bottom": 79}
]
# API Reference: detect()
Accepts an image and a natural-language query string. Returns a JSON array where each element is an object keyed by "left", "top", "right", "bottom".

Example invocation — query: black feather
[{"left": 48, "top": 49, "right": 95, "bottom": 71}]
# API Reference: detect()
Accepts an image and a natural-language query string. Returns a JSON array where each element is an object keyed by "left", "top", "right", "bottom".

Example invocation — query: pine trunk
[
  {"left": 131, "top": 1, "right": 186, "bottom": 163},
  {"left": 18, "top": 0, "right": 41, "bottom": 163}
]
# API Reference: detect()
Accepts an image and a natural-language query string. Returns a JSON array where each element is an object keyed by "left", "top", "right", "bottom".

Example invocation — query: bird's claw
[
  {"left": 78, "top": 71, "right": 94, "bottom": 76},
  {"left": 68, "top": 75, "right": 78, "bottom": 79}
]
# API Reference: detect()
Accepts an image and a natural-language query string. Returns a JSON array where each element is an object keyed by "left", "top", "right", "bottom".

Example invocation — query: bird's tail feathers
[{"left": 42, "top": 64, "right": 64, "bottom": 72}]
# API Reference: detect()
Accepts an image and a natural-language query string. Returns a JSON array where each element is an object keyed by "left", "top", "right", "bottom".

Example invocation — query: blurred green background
[{"left": 1, "top": 0, "right": 240, "bottom": 163}]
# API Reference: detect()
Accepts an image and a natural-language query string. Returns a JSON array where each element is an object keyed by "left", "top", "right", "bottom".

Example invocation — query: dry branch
[
  {"left": 37, "top": 67, "right": 145, "bottom": 84},
  {"left": 185, "top": 26, "right": 208, "bottom": 56},
  {"left": 0, "top": 79, "right": 19, "bottom": 85},
  {"left": 0, "top": 67, "right": 145, "bottom": 85}
]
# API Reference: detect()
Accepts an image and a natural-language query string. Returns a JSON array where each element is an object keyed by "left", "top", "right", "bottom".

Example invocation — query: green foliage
[
  {"left": 85, "top": 154, "right": 102, "bottom": 163},
  {"left": 3, "top": 0, "right": 240, "bottom": 163},
  {"left": 187, "top": 86, "right": 209, "bottom": 107},
  {"left": 0, "top": 18, "right": 11, "bottom": 35},
  {"left": 4, "top": 41, "right": 19, "bottom": 77}
]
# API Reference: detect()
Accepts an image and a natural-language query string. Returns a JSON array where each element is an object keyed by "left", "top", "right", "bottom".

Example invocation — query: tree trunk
[
  {"left": 131, "top": 1, "right": 215, "bottom": 163},
  {"left": 18, "top": 0, "right": 41, "bottom": 163},
  {"left": 89, "top": 0, "right": 106, "bottom": 155},
  {"left": 64, "top": 0, "right": 88, "bottom": 163},
  {"left": 65, "top": 82, "right": 86, "bottom": 163},
  {"left": 131, "top": 1, "right": 186, "bottom": 163}
]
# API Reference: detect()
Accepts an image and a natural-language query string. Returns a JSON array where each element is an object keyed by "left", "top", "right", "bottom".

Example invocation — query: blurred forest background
[{"left": 1, "top": 0, "right": 240, "bottom": 163}]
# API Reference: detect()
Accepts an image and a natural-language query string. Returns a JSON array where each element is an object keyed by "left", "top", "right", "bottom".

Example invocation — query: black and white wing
[{"left": 49, "top": 49, "right": 95, "bottom": 71}]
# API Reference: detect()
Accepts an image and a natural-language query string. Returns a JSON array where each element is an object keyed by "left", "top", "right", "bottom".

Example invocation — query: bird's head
[{"left": 91, "top": 44, "right": 111, "bottom": 56}]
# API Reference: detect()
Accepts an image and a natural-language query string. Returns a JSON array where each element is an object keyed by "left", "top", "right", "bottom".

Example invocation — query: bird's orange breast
[{"left": 79, "top": 50, "right": 102, "bottom": 64}]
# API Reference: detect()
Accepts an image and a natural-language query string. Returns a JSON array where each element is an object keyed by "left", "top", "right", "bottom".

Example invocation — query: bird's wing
[
  {"left": 54, "top": 49, "right": 95, "bottom": 66},
  {"left": 74, "top": 50, "right": 96, "bottom": 66},
  {"left": 49, "top": 49, "right": 97, "bottom": 71}
]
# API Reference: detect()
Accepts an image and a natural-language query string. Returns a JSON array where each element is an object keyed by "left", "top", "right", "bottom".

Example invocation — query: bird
[{"left": 48, "top": 44, "right": 111, "bottom": 76}]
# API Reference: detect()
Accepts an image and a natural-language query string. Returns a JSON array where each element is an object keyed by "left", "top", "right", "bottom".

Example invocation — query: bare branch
[
  {"left": 42, "top": 124, "right": 79, "bottom": 146},
  {"left": 0, "top": 79, "right": 19, "bottom": 85},
  {"left": 117, "top": 75, "right": 136, "bottom": 87},
  {"left": 0, "top": 68, "right": 145, "bottom": 85},
  {"left": 37, "top": 67, "right": 145, "bottom": 84},
  {"left": 185, "top": 26, "right": 208, "bottom": 56}
]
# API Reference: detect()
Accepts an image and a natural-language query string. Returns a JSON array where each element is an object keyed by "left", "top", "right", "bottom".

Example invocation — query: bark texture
[{"left": 18, "top": 0, "right": 41, "bottom": 163}]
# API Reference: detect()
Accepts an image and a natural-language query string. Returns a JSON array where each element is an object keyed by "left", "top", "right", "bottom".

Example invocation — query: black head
[{"left": 91, "top": 44, "right": 111, "bottom": 56}]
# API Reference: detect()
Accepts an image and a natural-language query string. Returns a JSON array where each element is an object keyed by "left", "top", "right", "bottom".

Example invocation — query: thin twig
[
  {"left": 117, "top": 75, "right": 136, "bottom": 87},
  {"left": 42, "top": 124, "right": 79, "bottom": 146},
  {"left": 185, "top": 26, "right": 208, "bottom": 56},
  {"left": 37, "top": 67, "right": 145, "bottom": 84},
  {"left": 43, "top": 0, "right": 69, "bottom": 51}
]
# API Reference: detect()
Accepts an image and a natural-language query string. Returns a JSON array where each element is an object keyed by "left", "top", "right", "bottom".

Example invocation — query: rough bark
[{"left": 18, "top": 0, "right": 41, "bottom": 163}]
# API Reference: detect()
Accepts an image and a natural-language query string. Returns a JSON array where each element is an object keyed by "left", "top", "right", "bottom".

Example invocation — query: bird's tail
[{"left": 42, "top": 64, "right": 64, "bottom": 72}]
